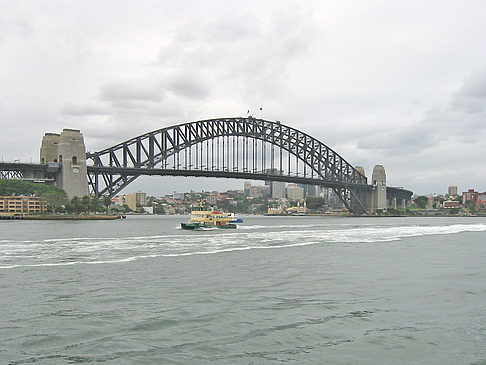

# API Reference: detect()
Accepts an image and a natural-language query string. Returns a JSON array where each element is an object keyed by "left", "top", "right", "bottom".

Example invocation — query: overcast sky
[{"left": 1, "top": 0, "right": 486, "bottom": 196}]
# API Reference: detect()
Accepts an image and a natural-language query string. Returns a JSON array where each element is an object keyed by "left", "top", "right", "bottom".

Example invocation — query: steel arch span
[{"left": 86, "top": 117, "right": 373, "bottom": 213}]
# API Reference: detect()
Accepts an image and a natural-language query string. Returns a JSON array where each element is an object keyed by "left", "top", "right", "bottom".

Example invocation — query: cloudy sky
[{"left": 1, "top": 0, "right": 486, "bottom": 196}]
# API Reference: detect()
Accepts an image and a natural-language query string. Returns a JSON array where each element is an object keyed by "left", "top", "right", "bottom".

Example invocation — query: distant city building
[
  {"left": 206, "top": 192, "right": 219, "bottom": 205},
  {"left": 125, "top": 191, "right": 147, "bottom": 211},
  {"left": 173, "top": 192, "right": 185, "bottom": 200},
  {"left": 448, "top": 186, "right": 458, "bottom": 196},
  {"left": 111, "top": 195, "right": 125, "bottom": 206},
  {"left": 286, "top": 184, "right": 304, "bottom": 200},
  {"left": 304, "top": 185, "right": 320, "bottom": 197},
  {"left": 244, "top": 181, "right": 251, "bottom": 197},
  {"left": 142, "top": 206, "right": 154, "bottom": 214},
  {"left": 0, "top": 196, "right": 47, "bottom": 214},
  {"left": 271, "top": 181, "right": 286, "bottom": 198},
  {"left": 249, "top": 186, "right": 264, "bottom": 198},
  {"left": 462, "top": 189, "right": 479, "bottom": 204},
  {"left": 476, "top": 201, "right": 486, "bottom": 212},
  {"left": 327, "top": 189, "right": 343, "bottom": 208}
]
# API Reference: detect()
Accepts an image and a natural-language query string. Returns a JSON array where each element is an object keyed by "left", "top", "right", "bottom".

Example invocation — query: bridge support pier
[
  {"left": 40, "top": 129, "right": 88, "bottom": 198},
  {"left": 370, "top": 165, "right": 387, "bottom": 213}
]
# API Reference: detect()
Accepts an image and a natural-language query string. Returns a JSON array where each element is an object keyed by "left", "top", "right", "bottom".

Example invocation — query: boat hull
[{"left": 181, "top": 222, "right": 237, "bottom": 230}]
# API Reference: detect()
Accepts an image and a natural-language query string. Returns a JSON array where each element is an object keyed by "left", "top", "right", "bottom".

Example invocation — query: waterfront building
[
  {"left": 0, "top": 196, "right": 47, "bottom": 214},
  {"left": 443, "top": 200, "right": 460, "bottom": 209},
  {"left": 111, "top": 195, "right": 125, "bottom": 207}
]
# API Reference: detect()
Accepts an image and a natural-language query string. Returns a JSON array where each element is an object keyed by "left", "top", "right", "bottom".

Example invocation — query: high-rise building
[
  {"left": 271, "top": 181, "right": 286, "bottom": 198},
  {"left": 244, "top": 181, "right": 251, "bottom": 197},
  {"left": 448, "top": 186, "right": 458, "bottom": 196},
  {"left": 286, "top": 184, "right": 304, "bottom": 200},
  {"left": 304, "top": 185, "right": 320, "bottom": 197},
  {"left": 249, "top": 186, "right": 264, "bottom": 198},
  {"left": 125, "top": 191, "right": 147, "bottom": 211}
]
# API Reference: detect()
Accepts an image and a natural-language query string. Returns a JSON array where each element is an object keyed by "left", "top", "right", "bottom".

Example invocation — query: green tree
[
  {"left": 465, "top": 200, "right": 476, "bottom": 212},
  {"left": 71, "top": 196, "right": 82, "bottom": 214},
  {"left": 102, "top": 196, "right": 112, "bottom": 213},
  {"left": 0, "top": 179, "right": 64, "bottom": 197},
  {"left": 81, "top": 195, "right": 91, "bottom": 213},
  {"left": 414, "top": 196, "right": 428, "bottom": 209},
  {"left": 90, "top": 196, "right": 101, "bottom": 212},
  {"left": 153, "top": 204, "right": 165, "bottom": 214},
  {"left": 42, "top": 189, "right": 68, "bottom": 213},
  {"left": 306, "top": 197, "right": 326, "bottom": 210}
]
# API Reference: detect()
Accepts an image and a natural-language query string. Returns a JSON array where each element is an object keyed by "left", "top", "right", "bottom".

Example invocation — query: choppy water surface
[{"left": 1, "top": 216, "right": 486, "bottom": 364}]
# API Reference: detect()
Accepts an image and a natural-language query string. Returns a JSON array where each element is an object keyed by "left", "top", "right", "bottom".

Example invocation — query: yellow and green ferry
[{"left": 181, "top": 210, "right": 242, "bottom": 230}]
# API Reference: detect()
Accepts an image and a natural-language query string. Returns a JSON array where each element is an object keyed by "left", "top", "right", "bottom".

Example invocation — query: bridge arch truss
[{"left": 87, "top": 117, "right": 371, "bottom": 213}]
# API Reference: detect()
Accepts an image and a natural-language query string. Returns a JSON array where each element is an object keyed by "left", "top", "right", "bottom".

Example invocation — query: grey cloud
[
  {"left": 14, "top": 15, "right": 34, "bottom": 39},
  {"left": 99, "top": 81, "right": 164, "bottom": 102},
  {"left": 355, "top": 68, "right": 486, "bottom": 156},
  {"left": 451, "top": 96, "right": 485, "bottom": 114},
  {"left": 168, "top": 73, "right": 210, "bottom": 100},
  {"left": 109, "top": 100, "right": 154, "bottom": 110},
  {"left": 203, "top": 19, "right": 258, "bottom": 43},
  {"left": 156, "top": 5, "right": 316, "bottom": 102},
  {"left": 458, "top": 68, "right": 486, "bottom": 99},
  {"left": 451, "top": 69, "right": 486, "bottom": 114},
  {"left": 62, "top": 103, "right": 111, "bottom": 116}
]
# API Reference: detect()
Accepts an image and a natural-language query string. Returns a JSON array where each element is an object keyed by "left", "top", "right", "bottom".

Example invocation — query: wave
[
  {"left": 1, "top": 223, "right": 485, "bottom": 270},
  {"left": 0, "top": 241, "right": 319, "bottom": 269}
]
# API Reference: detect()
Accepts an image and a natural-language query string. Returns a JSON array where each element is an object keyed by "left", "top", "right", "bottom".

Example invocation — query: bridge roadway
[
  {"left": 0, "top": 162, "right": 58, "bottom": 182},
  {"left": 0, "top": 161, "right": 411, "bottom": 201},
  {"left": 87, "top": 166, "right": 373, "bottom": 191}
]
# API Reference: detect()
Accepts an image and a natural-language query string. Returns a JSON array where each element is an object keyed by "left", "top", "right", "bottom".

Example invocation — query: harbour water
[{"left": 1, "top": 215, "right": 486, "bottom": 364}]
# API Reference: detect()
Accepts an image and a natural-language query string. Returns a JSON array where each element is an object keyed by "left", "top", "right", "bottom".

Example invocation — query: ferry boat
[{"left": 181, "top": 210, "right": 242, "bottom": 230}]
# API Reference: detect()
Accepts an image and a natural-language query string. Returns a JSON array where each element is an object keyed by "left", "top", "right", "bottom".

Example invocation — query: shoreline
[{"left": 0, "top": 214, "right": 125, "bottom": 220}]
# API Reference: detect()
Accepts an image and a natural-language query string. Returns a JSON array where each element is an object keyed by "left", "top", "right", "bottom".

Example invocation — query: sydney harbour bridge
[{"left": 0, "top": 117, "right": 412, "bottom": 214}]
